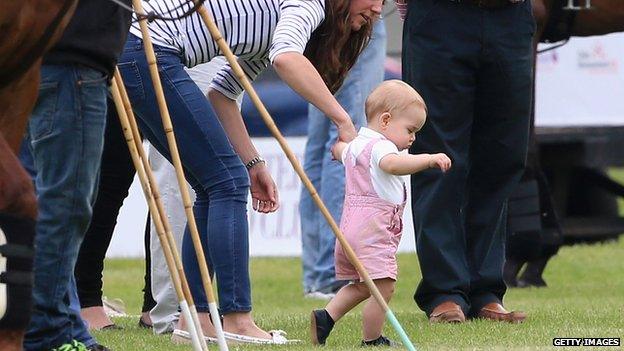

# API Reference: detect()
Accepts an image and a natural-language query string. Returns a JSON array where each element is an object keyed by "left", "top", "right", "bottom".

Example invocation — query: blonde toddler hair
[{"left": 365, "top": 80, "right": 427, "bottom": 122}]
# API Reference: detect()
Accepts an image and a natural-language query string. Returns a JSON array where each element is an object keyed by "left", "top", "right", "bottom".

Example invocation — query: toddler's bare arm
[{"left": 379, "top": 153, "right": 451, "bottom": 175}]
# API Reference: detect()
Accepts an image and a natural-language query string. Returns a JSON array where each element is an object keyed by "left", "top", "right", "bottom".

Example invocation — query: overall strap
[{"left": 345, "top": 138, "right": 386, "bottom": 198}]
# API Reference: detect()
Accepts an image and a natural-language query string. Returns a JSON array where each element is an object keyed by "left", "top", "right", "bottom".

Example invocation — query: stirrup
[{"left": 0, "top": 213, "right": 35, "bottom": 329}]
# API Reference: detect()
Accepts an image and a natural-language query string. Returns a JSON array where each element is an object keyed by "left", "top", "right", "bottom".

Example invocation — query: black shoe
[
  {"left": 517, "top": 276, "right": 547, "bottom": 288},
  {"left": 361, "top": 335, "right": 400, "bottom": 347},
  {"left": 138, "top": 316, "right": 153, "bottom": 329},
  {"left": 88, "top": 344, "right": 111, "bottom": 351},
  {"left": 311, "top": 309, "right": 335, "bottom": 345}
]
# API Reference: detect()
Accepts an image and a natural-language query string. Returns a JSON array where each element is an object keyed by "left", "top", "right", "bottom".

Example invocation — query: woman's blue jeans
[{"left": 117, "top": 34, "right": 252, "bottom": 314}]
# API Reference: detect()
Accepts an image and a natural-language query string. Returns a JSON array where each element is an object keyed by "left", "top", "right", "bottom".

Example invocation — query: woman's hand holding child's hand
[
  {"left": 337, "top": 119, "right": 357, "bottom": 143},
  {"left": 428, "top": 153, "right": 452, "bottom": 172}
]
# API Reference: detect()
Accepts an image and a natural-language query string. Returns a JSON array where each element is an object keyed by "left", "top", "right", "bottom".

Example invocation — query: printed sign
[
  {"left": 108, "top": 138, "right": 416, "bottom": 257},
  {"left": 536, "top": 33, "right": 624, "bottom": 127}
]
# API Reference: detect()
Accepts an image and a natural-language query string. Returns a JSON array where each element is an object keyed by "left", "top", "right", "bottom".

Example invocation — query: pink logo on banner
[
  {"left": 577, "top": 42, "right": 619, "bottom": 74},
  {"left": 537, "top": 51, "right": 559, "bottom": 73}
]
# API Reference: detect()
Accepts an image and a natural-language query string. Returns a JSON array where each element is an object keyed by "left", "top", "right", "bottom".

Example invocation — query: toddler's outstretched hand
[{"left": 429, "top": 153, "right": 452, "bottom": 172}]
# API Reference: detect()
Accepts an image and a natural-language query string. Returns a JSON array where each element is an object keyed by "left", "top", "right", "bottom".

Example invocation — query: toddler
[{"left": 310, "top": 80, "right": 451, "bottom": 347}]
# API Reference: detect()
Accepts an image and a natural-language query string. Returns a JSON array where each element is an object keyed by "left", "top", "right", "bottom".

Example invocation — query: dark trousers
[
  {"left": 74, "top": 98, "right": 156, "bottom": 312},
  {"left": 402, "top": 0, "right": 534, "bottom": 317}
]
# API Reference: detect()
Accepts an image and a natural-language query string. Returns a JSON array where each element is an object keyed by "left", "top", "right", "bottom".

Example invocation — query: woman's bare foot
[
  {"left": 177, "top": 312, "right": 217, "bottom": 338},
  {"left": 177, "top": 311, "right": 275, "bottom": 340},
  {"left": 223, "top": 312, "right": 272, "bottom": 339},
  {"left": 80, "top": 306, "right": 114, "bottom": 330}
]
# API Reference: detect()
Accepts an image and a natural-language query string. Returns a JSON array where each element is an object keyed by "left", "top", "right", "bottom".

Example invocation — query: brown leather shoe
[
  {"left": 477, "top": 302, "right": 527, "bottom": 323},
  {"left": 429, "top": 301, "right": 466, "bottom": 323}
]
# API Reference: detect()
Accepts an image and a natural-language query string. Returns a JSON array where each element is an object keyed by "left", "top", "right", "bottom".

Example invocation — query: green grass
[{"left": 97, "top": 240, "right": 624, "bottom": 350}]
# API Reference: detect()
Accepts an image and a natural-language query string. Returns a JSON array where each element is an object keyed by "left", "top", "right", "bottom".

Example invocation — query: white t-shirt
[{"left": 341, "top": 128, "right": 405, "bottom": 205}]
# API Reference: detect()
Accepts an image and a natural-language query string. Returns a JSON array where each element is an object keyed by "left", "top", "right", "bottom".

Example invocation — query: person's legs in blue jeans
[
  {"left": 117, "top": 35, "right": 269, "bottom": 337},
  {"left": 120, "top": 43, "right": 251, "bottom": 313},
  {"left": 21, "top": 64, "right": 107, "bottom": 350},
  {"left": 300, "top": 105, "right": 330, "bottom": 294},
  {"left": 68, "top": 276, "right": 96, "bottom": 347},
  {"left": 75, "top": 100, "right": 138, "bottom": 330},
  {"left": 301, "top": 21, "right": 387, "bottom": 294}
]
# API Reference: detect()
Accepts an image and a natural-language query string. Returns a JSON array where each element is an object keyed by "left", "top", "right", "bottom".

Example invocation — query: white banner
[
  {"left": 107, "top": 137, "right": 415, "bottom": 258},
  {"left": 107, "top": 34, "right": 624, "bottom": 258},
  {"left": 535, "top": 33, "right": 624, "bottom": 127}
]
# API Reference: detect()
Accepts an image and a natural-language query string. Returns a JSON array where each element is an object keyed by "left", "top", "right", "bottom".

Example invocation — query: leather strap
[
  {"left": 0, "top": 271, "right": 33, "bottom": 286},
  {"left": 0, "top": 244, "right": 34, "bottom": 259}
]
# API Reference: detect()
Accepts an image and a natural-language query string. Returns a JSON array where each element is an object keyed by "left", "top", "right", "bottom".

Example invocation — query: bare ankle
[
  {"left": 0, "top": 330, "right": 24, "bottom": 351},
  {"left": 178, "top": 312, "right": 217, "bottom": 337},
  {"left": 140, "top": 311, "right": 152, "bottom": 325},
  {"left": 80, "top": 306, "right": 114, "bottom": 329},
  {"left": 223, "top": 312, "right": 270, "bottom": 338},
  {"left": 223, "top": 312, "right": 252, "bottom": 329}
]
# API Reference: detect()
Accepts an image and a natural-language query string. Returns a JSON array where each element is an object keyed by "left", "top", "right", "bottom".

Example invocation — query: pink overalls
[{"left": 335, "top": 139, "right": 406, "bottom": 282}]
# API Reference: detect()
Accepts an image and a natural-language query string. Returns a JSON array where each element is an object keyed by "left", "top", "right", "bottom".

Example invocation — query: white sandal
[
  {"left": 223, "top": 330, "right": 300, "bottom": 345},
  {"left": 102, "top": 296, "right": 127, "bottom": 318},
  {"left": 171, "top": 329, "right": 218, "bottom": 344}
]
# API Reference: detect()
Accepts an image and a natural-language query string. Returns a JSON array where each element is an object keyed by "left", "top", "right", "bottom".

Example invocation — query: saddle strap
[
  {"left": 540, "top": 0, "right": 578, "bottom": 43},
  {"left": 0, "top": 244, "right": 34, "bottom": 260},
  {"left": 0, "top": 271, "right": 34, "bottom": 286}
]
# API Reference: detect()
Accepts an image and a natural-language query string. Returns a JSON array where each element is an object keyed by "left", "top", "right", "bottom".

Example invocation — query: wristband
[{"left": 245, "top": 156, "right": 266, "bottom": 170}]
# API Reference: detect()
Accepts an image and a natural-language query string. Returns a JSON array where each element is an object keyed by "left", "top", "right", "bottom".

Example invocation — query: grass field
[
  {"left": 96, "top": 238, "right": 624, "bottom": 350},
  {"left": 95, "top": 169, "right": 624, "bottom": 350}
]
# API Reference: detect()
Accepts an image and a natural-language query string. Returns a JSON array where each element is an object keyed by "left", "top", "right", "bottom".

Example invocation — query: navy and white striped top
[{"left": 129, "top": 0, "right": 325, "bottom": 99}]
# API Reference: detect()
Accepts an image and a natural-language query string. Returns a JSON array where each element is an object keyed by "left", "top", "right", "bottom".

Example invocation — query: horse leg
[
  {"left": 518, "top": 256, "right": 549, "bottom": 287},
  {"left": 0, "top": 65, "right": 39, "bottom": 351},
  {"left": 0, "top": 63, "right": 39, "bottom": 218},
  {"left": 572, "top": 0, "right": 624, "bottom": 35},
  {"left": 514, "top": 0, "right": 565, "bottom": 285},
  {"left": 0, "top": 208, "right": 36, "bottom": 351},
  {"left": 504, "top": 0, "right": 551, "bottom": 287}
]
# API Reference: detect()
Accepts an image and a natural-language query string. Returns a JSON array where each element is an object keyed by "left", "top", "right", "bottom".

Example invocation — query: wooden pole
[
  {"left": 131, "top": 1, "right": 228, "bottom": 350},
  {"left": 113, "top": 70, "right": 210, "bottom": 351},
  {"left": 110, "top": 77, "right": 206, "bottom": 351},
  {"left": 195, "top": 4, "right": 417, "bottom": 350}
]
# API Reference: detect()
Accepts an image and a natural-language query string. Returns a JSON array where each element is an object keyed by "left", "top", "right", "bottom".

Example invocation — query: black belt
[{"left": 452, "top": 0, "right": 524, "bottom": 9}]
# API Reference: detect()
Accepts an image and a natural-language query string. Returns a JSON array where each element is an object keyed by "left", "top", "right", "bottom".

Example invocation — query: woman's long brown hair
[{"left": 304, "top": 0, "right": 373, "bottom": 94}]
